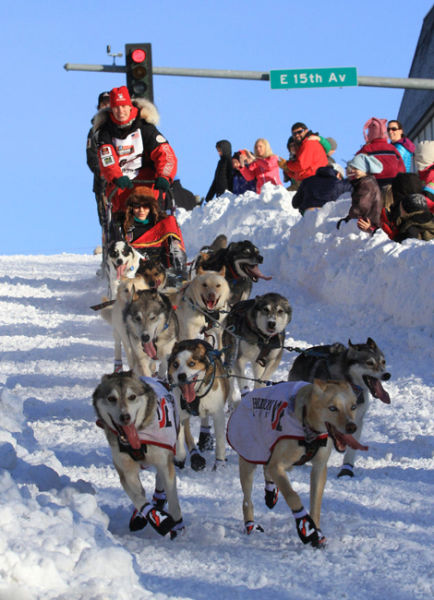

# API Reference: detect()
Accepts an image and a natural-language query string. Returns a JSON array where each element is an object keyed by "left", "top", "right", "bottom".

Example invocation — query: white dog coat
[
  {"left": 227, "top": 381, "right": 313, "bottom": 464},
  {"left": 137, "top": 377, "right": 179, "bottom": 453}
]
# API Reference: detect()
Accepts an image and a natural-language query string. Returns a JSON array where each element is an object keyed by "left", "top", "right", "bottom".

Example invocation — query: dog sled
[{"left": 101, "top": 179, "right": 187, "bottom": 290}]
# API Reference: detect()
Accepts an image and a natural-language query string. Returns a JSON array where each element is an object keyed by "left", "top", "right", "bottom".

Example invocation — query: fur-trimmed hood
[{"left": 92, "top": 97, "right": 160, "bottom": 133}]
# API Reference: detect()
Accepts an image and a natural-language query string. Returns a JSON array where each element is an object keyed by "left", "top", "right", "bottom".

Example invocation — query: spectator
[
  {"left": 356, "top": 117, "right": 405, "bottom": 187},
  {"left": 292, "top": 165, "right": 352, "bottom": 215},
  {"left": 205, "top": 140, "right": 234, "bottom": 202},
  {"left": 394, "top": 193, "right": 434, "bottom": 242},
  {"left": 336, "top": 153, "right": 384, "bottom": 232},
  {"left": 414, "top": 140, "right": 434, "bottom": 209},
  {"left": 279, "top": 123, "right": 329, "bottom": 186},
  {"left": 86, "top": 91, "right": 110, "bottom": 228},
  {"left": 380, "top": 172, "right": 427, "bottom": 240},
  {"left": 232, "top": 151, "right": 256, "bottom": 195},
  {"left": 387, "top": 120, "right": 415, "bottom": 172},
  {"left": 94, "top": 86, "right": 177, "bottom": 217},
  {"left": 238, "top": 138, "right": 282, "bottom": 193}
]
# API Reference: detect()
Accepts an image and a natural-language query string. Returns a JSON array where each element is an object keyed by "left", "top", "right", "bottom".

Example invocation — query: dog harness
[
  {"left": 226, "top": 381, "right": 328, "bottom": 464},
  {"left": 96, "top": 377, "right": 179, "bottom": 461}
]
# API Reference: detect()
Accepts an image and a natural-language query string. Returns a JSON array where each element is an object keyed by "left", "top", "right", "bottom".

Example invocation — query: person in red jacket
[
  {"left": 94, "top": 86, "right": 177, "bottom": 216},
  {"left": 238, "top": 138, "right": 282, "bottom": 193},
  {"left": 356, "top": 117, "right": 405, "bottom": 187},
  {"left": 279, "top": 123, "right": 329, "bottom": 185}
]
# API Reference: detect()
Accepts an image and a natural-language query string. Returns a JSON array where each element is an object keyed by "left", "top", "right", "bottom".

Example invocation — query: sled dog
[
  {"left": 92, "top": 371, "right": 184, "bottom": 538},
  {"left": 222, "top": 293, "right": 292, "bottom": 407},
  {"left": 168, "top": 339, "right": 229, "bottom": 470},
  {"left": 288, "top": 337, "right": 391, "bottom": 477},
  {"left": 193, "top": 237, "right": 272, "bottom": 305},
  {"left": 106, "top": 240, "right": 143, "bottom": 299},
  {"left": 135, "top": 257, "right": 169, "bottom": 290},
  {"left": 175, "top": 267, "right": 231, "bottom": 349},
  {"left": 227, "top": 380, "right": 367, "bottom": 547}
]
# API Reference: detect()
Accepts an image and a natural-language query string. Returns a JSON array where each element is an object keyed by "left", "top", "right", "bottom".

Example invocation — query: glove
[
  {"left": 113, "top": 176, "right": 133, "bottom": 190},
  {"left": 155, "top": 176, "right": 170, "bottom": 191}
]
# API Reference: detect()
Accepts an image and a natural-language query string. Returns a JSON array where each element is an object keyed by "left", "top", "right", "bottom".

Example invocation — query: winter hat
[
  {"left": 97, "top": 91, "right": 110, "bottom": 107},
  {"left": 347, "top": 153, "right": 384, "bottom": 174},
  {"left": 127, "top": 186, "right": 156, "bottom": 206},
  {"left": 363, "top": 117, "right": 388, "bottom": 142},
  {"left": 110, "top": 86, "right": 132, "bottom": 108},
  {"left": 414, "top": 140, "right": 434, "bottom": 171},
  {"left": 401, "top": 193, "right": 428, "bottom": 213},
  {"left": 326, "top": 137, "right": 337, "bottom": 151}
]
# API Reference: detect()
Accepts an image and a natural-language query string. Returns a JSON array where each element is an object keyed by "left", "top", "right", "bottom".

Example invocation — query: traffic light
[{"left": 125, "top": 43, "right": 154, "bottom": 102}]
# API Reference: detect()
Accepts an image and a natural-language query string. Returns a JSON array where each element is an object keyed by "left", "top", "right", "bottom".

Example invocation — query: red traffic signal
[{"left": 131, "top": 48, "right": 146, "bottom": 63}]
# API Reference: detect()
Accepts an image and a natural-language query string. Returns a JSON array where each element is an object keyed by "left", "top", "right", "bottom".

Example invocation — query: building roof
[{"left": 398, "top": 6, "right": 434, "bottom": 138}]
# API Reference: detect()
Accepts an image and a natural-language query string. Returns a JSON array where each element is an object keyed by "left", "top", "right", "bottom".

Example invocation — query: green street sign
[{"left": 270, "top": 67, "right": 358, "bottom": 89}]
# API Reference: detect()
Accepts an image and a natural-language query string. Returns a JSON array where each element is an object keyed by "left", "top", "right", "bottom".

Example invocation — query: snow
[{"left": 0, "top": 185, "right": 433, "bottom": 600}]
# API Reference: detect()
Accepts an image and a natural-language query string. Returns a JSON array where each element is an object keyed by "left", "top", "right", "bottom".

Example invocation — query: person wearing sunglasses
[
  {"left": 387, "top": 120, "right": 415, "bottom": 172},
  {"left": 279, "top": 122, "right": 329, "bottom": 187},
  {"left": 123, "top": 187, "right": 187, "bottom": 286}
]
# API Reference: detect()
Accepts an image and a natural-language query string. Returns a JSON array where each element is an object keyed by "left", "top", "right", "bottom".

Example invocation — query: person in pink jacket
[{"left": 238, "top": 138, "right": 282, "bottom": 193}]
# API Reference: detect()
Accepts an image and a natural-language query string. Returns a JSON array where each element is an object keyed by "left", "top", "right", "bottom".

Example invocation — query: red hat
[{"left": 110, "top": 86, "right": 132, "bottom": 108}]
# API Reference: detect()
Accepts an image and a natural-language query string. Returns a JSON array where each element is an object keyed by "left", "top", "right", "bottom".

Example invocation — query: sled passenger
[
  {"left": 94, "top": 86, "right": 177, "bottom": 216},
  {"left": 123, "top": 187, "right": 187, "bottom": 285}
]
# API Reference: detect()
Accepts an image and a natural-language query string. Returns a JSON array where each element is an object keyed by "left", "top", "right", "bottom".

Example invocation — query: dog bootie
[
  {"left": 190, "top": 447, "right": 206, "bottom": 471},
  {"left": 141, "top": 503, "right": 176, "bottom": 537},
  {"left": 337, "top": 463, "right": 354, "bottom": 478},
  {"left": 152, "top": 488, "right": 167, "bottom": 511},
  {"left": 198, "top": 426, "right": 214, "bottom": 451},
  {"left": 170, "top": 518, "right": 186, "bottom": 540},
  {"left": 129, "top": 507, "right": 148, "bottom": 532},
  {"left": 245, "top": 521, "right": 265, "bottom": 535},
  {"left": 293, "top": 507, "right": 321, "bottom": 546},
  {"left": 212, "top": 458, "right": 227, "bottom": 471},
  {"left": 114, "top": 359, "right": 123, "bottom": 374},
  {"left": 264, "top": 481, "right": 279, "bottom": 509}
]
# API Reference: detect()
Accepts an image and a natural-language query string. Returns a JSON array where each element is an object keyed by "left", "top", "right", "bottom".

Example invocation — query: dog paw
[
  {"left": 264, "top": 485, "right": 279, "bottom": 509},
  {"left": 129, "top": 508, "right": 148, "bottom": 532},
  {"left": 142, "top": 504, "right": 176, "bottom": 536},
  {"left": 190, "top": 449, "right": 206, "bottom": 471},
  {"left": 212, "top": 458, "right": 227, "bottom": 471},
  {"left": 337, "top": 464, "right": 354, "bottom": 478},
  {"left": 170, "top": 518, "right": 186, "bottom": 540},
  {"left": 198, "top": 431, "right": 214, "bottom": 451},
  {"left": 312, "top": 529, "right": 327, "bottom": 549},
  {"left": 174, "top": 458, "right": 186, "bottom": 469},
  {"left": 245, "top": 521, "right": 264, "bottom": 535}
]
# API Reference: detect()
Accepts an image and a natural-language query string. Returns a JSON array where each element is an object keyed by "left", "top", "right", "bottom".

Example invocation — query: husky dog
[
  {"left": 135, "top": 257, "right": 168, "bottom": 290},
  {"left": 92, "top": 371, "right": 184, "bottom": 538},
  {"left": 227, "top": 380, "right": 367, "bottom": 547},
  {"left": 175, "top": 267, "right": 231, "bottom": 349},
  {"left": 123, "top": 289, "right": 179, "bottom": 378},
  {"left": 288, "top": 337, "right": 391, "bottom": 478},
  {"left": 168, "top": 339, "right": 229, "bottom": 470},
  {"left": 106, "top": 240, "right": 144, "bottom": 299},
  {"left": 223, "top": 293, "right": 292, "bottom": 407},
  {"left": 193, "top": 237, "right": 272, "bottom": 305}
]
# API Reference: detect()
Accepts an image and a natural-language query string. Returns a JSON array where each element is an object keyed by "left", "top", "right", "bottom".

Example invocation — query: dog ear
[
  {"left": 197, "top": 265, "right": 205, "bottom": 275},
  {"left": 366, "top": 337, "right": 377, "bottom": 349},
  {"left": 348, "top": 339, "right": 354, "bottom": 348},
  {"left": 218, "top": 265, "right": 226, "bottom": 277}
]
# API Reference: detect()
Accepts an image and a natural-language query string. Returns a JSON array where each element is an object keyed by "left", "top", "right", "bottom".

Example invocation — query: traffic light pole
[{"left": 63, "top": 63, "right": 434, "bottom": 90}]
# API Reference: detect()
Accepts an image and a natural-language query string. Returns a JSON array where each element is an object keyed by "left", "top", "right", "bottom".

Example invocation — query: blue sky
[{"left": 1, "top": 0, "right": 432, "bottom": 255}]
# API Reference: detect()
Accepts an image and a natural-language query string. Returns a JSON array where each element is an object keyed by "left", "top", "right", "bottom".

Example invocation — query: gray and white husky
[
  {"left": 288, "top": 337, "right": 391, "bottom": 477},
  {"left": 223, "top": 292, "right": 292, "bottom": 407},
  {"left": 123, "top": 288, "right": 179, "bottom": 378},
  {"left": 93, "top": 371, "right": 184, "bottom": 538}
]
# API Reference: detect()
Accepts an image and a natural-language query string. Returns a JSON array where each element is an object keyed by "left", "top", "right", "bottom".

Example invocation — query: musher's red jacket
[{"left": 93, "top": 99, "right": 177, "bottom": 212}]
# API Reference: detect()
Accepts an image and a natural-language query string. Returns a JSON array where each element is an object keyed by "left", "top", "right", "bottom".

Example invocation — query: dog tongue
[
  {"left": 116, "top": 264, "right": 127, "bottom": 280},
  {"left": 336, "top": 429, "right": 368, "bottom": 451},
  {"left": 142, "top": 340, "right": 157, "bottom": 359},
  {"left": 181, "top": 382, "right": 196, "bottom": 404},
  {"left": 371, "top": 379, "right": 391, "bottom": 404},
  {"left": 121, "top": 423, "right": 141, "bottom": 449},
  {"left": 246, "top": 264, "right": 272, "bottom": 281}
]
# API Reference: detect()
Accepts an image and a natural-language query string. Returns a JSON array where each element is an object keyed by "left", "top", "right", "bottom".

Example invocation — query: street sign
[{"left": 270, "top": 67, "right": 358, "bottom": 89}]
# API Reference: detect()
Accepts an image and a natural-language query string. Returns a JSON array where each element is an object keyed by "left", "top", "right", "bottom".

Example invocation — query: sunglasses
[
  {"left": 292, "top": 129, "right": 305, "bottom": 135},
  {"left": 387, "top": 127, "right": 400, "bottom": 132},
  {"left": 131, "top": 203, "right": 150, "bottom": 209}
]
